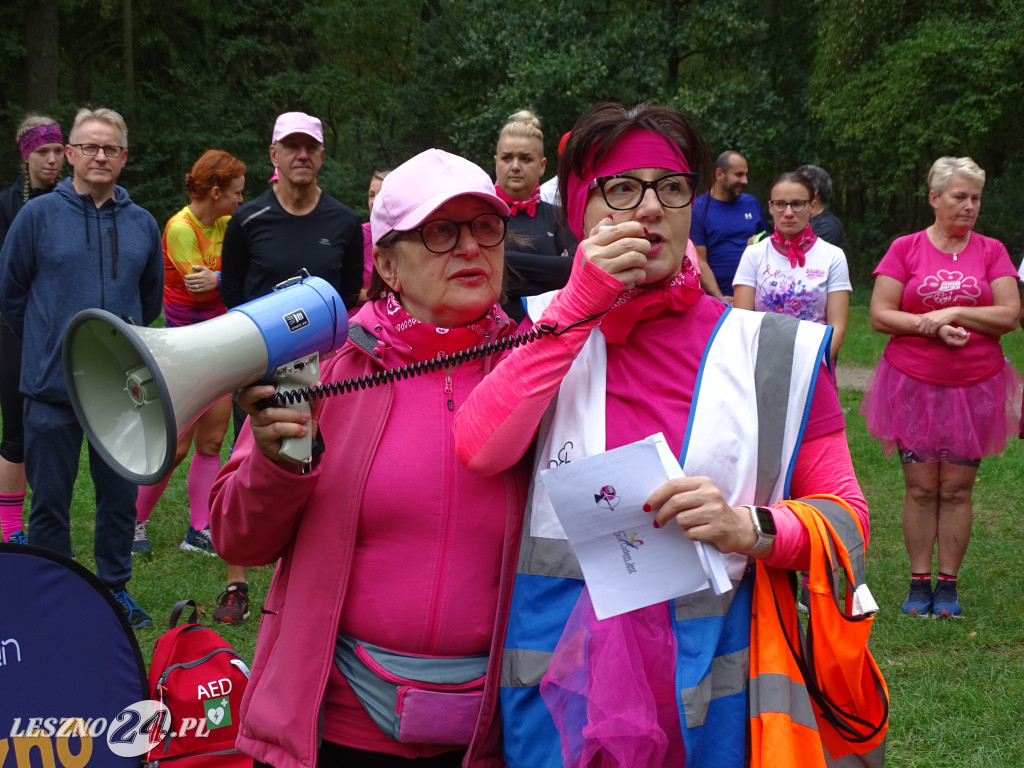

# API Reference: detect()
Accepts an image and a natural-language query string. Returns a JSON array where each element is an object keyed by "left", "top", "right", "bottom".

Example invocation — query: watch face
[{"left": 756, "top": 507, "right": 777, "bottom": 536}]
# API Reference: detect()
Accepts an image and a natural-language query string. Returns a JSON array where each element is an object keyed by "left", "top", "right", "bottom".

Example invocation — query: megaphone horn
[{"left": 62, "top": 276, "right": 348, "bottom": 485}]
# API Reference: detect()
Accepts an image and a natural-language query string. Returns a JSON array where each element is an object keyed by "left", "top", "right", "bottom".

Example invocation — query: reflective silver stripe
[
  {"left": 672, "top": 584, "right": 742, "bottom": 621},
  {"left": 754, "top": 313, "right": 799, "bottom": 505},
  {"left": 802, "top": 498, "right": 867, "bottom": 585},
  {"left": 749, "top": 672, "right": 818, "bottom": 731},
  {"left": 517, "top": 532, "right": 582, "bottom": 579},
  {"left": 679, "top": 647, "right": 749, "bottom": 728},
  {"left": 500, "top": 647, "right": 552, "bottom": 688},
  {"left": 825, "top": 739, "right": 887, "bottom": 768},
  {"left": 516, "top": 489, "right": 584, "bottom": 579}
]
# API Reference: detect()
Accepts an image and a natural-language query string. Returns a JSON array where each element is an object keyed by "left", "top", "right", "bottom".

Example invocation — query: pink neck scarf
[
  {"left": 375, "top": 292, "right": 509, "bottom": 361},
  {"left": 494, "top": 183, "right": 541, "bottom": 217},
  {"left": 770, "top": 225, "right": 817, "bottom": 268},
  {"left": 599, "top": 255, "right": 704, "bottom": 344}
]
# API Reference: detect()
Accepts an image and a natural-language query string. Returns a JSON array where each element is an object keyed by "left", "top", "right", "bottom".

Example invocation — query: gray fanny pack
[{"left": 334, "top": 633, "right": 488, "bottom": 745}]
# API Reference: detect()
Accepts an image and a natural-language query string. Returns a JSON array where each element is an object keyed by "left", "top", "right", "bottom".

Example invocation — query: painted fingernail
[
  {"left": 643, "top": 227, "right": 650, "bottom": 235},
  {"left": 642, "top": 503, "right": 651, "bottom": 512},
  {"left": 652, "top": 519, "right": 660, "bottom": 529}
]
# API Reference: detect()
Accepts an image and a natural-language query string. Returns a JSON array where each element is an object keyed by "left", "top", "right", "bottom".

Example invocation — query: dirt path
[{"left": 835, "top": 364, "right": 872, "bottom": 391}]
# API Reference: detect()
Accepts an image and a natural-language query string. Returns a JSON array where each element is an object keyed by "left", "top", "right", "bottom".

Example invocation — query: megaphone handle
[{"left": 271, "top": 352, "right": 321, "bottom": 467}]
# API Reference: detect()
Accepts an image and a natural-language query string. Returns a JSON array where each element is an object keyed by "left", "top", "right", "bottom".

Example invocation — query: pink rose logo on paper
[
  {"left": 917, "top": 270, "right": 980, "bottom": 309},
  {"left": 594, "top": 485, "right": 618, "bottom": 511}
]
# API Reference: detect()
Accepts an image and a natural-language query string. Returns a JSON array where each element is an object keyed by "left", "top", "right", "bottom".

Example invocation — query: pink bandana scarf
[
  {"left": 494, "top": 183, "right": 541, "bottom": 217},
  {"left": 598, "top": 245, "right": 704, "bottom": 344},
  {"left": 770, "top": 225, "right": 817, "bottom": 268},
  {"left": 376, "top": 292, "right": 509, "bottom": 361}
]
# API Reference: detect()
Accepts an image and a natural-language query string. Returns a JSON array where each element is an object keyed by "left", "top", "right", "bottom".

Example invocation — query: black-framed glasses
[
  {"left": 71, "top": 143, "right": 125, "bottom": 157},
  {"left": 768, "top": 199, "right": 810, "bottom": 213},
  {"left": 406, "top": 213, "right": 508, "bottom": 254},
  {"left": 590, "top": 172, "right": 699, "bottom": 211}
]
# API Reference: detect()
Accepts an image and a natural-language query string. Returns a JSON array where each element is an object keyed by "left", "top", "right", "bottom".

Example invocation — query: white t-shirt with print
[{"left": 733, "top": 238, "right": 852, "bottom": 324}]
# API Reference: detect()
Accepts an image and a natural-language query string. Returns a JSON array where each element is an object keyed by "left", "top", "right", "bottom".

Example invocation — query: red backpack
[{"left": 146, "top": 599, "right": 251, "bottom": 767}]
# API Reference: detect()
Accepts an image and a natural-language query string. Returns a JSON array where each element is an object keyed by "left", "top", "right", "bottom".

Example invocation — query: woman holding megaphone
[
  {"left": 210, "top": 149, "right": 527, "bottom": 768},
  {"left": 133, "top": 150, "right": 245, "bottom": 560}
]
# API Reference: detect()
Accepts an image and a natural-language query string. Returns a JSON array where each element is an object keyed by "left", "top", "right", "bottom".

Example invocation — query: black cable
[{"left": 255, "top": 312, "right": 604, "bottom": 410}]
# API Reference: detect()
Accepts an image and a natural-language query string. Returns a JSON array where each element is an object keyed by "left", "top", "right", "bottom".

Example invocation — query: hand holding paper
[{"left": 539, "top": 433, "right": 740, "bottom": 620}]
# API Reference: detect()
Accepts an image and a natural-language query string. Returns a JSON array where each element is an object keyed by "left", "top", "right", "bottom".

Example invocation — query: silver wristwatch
[{"left": 742, "top": 504, "right": 777, "bottom": 557}]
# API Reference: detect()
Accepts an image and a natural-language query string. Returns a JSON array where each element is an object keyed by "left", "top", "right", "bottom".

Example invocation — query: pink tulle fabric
[
  {"left": 860, "top": 356, "right": 1023, "bottom": 461},
  {"left": 539, "top": 588, "right": 685, "bottom": 768}
]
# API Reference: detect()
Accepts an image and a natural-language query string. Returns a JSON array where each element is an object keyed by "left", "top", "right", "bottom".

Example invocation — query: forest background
[{"left": 2, "top": 0, "right": 1023, "bottom": 285}]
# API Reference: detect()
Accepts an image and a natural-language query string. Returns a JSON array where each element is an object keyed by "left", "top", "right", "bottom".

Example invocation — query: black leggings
[
  {"left": 255, "top": 741, "right": 466, "bottom": 768},
  {"left": 0, "top": 316, "right": 24, "bottom": 463}
]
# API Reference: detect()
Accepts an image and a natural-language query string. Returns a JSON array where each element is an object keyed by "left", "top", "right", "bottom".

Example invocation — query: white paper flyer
[{"left": 539, "top": 433, "right": 733, "bottom": 619}]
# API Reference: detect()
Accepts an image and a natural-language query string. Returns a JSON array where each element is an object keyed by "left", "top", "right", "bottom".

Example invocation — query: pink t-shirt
[{"left": 875, "top": 230, "right": 1017, "bottom": 386}]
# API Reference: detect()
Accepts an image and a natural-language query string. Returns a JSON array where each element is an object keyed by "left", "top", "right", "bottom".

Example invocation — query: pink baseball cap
[
  {"left": 370, "top": 149, "right": 509, "bottom": 246},
  {"left": 271, "top": 112, "right": 323, "bottom": 144}
]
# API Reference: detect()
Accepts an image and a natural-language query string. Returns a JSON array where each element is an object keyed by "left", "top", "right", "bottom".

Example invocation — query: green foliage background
[{"left": 2, "top": 0, "right": 1023, "bottom": 273}]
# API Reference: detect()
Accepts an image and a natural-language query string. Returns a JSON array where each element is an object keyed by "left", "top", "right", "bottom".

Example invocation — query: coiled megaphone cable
[{"left": 256, "top": 311, "right": 605, "bottom": 410}]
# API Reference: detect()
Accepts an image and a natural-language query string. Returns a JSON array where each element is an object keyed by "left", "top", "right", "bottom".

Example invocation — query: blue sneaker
[
  {"left": 932, "top": 579, "right": 963, "bottom": 619},
  {"left": 6, "top": 529, "right": 28, "bottom": 544},
  {"left": 112, "top": 589, "right": 153, "bottom": 629},
  {"left": 900, "top": 580, "right": 933, "bottom": 616},
  {"left": 180, "top": 526, "right": 217, "bottom": 556}
]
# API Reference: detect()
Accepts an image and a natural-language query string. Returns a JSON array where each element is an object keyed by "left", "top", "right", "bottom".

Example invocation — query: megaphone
[{"left": 62, "top": 275, "right": 348, "bottom": 485}]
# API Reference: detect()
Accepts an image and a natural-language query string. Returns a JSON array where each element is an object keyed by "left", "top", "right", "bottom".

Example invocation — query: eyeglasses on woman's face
[
  {"left": 590, "top": 172, "right": 699, "bottom": 211},
  {"left": 768, "top": 199, "right": 810, "bottom": 213},
  {"left": 405, "top": 213, "right": 508, "bottom": 254}
]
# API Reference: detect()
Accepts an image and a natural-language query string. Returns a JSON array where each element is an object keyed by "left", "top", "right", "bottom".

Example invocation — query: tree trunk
[
  {"left": 23, "top": 0, "right": 59, "bottom": 111},
  {"left": 123, "top": 0, "right": 134, "bottom": 102}
]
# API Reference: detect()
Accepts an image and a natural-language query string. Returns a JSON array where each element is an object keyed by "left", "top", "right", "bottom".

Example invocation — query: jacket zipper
[
  {"left": 425, "top": 366, "right": 456, "bottom": 651},
  {"left": 94, "top": 207, "right": 106, "bottom": 308}
]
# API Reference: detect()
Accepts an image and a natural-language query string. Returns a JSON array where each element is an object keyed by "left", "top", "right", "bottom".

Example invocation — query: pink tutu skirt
[
  {"left": 860, "top": 356, "right": 1023, "bottom": 462},
  {"left": 539, "top": 588, "right": 685, "bottom": 768}
]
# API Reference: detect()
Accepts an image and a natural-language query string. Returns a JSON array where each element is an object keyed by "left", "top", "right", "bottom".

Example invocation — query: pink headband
[
  {"left": 565, "top": 129, "right": 690, "bottom": 240},
  {"left": 19, "top": 124, "right": 63, "bottom": 160}
]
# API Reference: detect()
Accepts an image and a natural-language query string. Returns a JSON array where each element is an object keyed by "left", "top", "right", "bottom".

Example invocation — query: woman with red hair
[{"left": 133, "top": 149, "right": 245, "bottom": 560}]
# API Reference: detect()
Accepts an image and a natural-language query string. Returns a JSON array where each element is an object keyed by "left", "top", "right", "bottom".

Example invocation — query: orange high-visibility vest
[{"left": 749, "top": 495, "right": 888, "bottom": 768}]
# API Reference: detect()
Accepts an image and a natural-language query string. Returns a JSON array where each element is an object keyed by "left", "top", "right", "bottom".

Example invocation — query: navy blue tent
[{"left": 0, "top": 543, "right": 148, "bottom": 768}]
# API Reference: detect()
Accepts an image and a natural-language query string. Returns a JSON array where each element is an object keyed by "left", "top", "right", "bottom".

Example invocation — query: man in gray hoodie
[{"left": 0, "top": 107, "right": 162, "bottom": 628}]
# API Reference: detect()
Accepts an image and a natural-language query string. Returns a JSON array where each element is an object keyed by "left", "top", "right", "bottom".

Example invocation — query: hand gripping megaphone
[{"left": 62, "top": 274, "right": 348, "bottom": 485}]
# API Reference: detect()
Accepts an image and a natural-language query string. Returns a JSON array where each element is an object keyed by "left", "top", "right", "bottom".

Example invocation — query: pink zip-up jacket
[{"left": 210, "top": 300, "right": 528, "bottom": 768}]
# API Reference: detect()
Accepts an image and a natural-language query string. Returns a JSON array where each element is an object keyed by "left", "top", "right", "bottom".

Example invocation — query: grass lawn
[{"left": 7, "top": 291, "right": 1024, "bottom": 766}]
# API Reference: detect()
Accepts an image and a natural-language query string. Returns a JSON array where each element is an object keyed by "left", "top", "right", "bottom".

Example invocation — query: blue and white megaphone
[{"left": 62, "top": 274, "right": 348, "bottom": 485}]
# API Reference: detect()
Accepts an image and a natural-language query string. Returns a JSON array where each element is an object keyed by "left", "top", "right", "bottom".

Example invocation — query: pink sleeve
[
  {"left": 209, "top": 426, "right": 319, "bottom": 566},
  {"left": 454, "top": 254, "right": 623, "bottom": 475},
  {"left": 762, "top": 428, "right": 869, "bottom": 570}
]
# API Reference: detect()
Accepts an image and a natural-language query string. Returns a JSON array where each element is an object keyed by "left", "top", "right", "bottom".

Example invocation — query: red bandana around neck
[
  {"left": 376, "top": 292, "right": 509, "bottom": 361},
  {"left": 494, "top": 183, "right": 541, "bottom": 217},
  {"left": 770, "top": 225, "right": 817, "bottom": 268}
]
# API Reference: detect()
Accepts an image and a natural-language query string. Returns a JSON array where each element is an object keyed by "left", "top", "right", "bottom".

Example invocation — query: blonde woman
[
  {"left": 495, "top": 109, "right": 575, "bottom": 319},
  {"left": 0, "top": 115, "right": 64, "bottom": 544},
  {"left": 861, "top": 156, "right": 1021, "bottom": 618}
]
